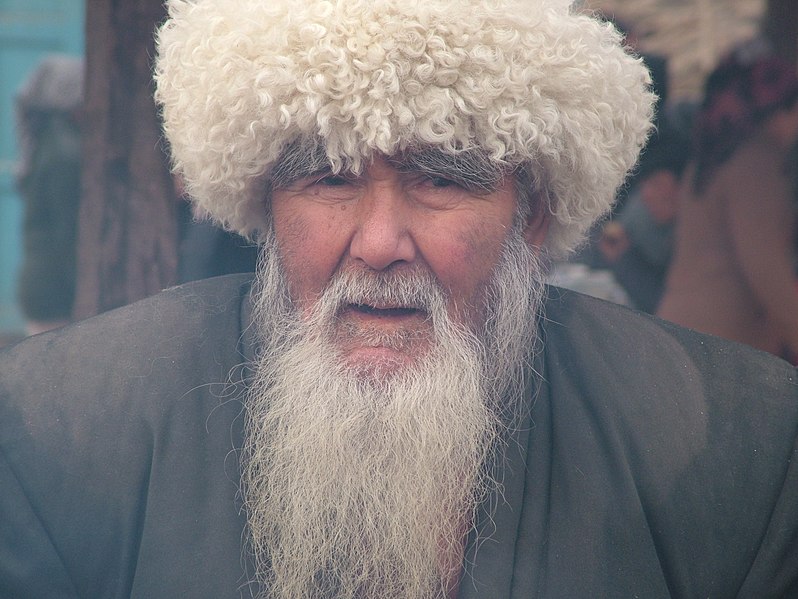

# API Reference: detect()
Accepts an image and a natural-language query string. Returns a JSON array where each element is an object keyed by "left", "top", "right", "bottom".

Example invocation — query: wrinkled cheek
[
  {"left": 273, "top": 218, "right": 331, "bottom": 315},
  {"left": 441, "top": 249, "right": 502, "bottom": 334}
]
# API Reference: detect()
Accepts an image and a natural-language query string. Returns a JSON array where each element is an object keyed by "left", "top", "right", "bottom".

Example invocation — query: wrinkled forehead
[{"left": 269, "top": 137, "right": 512, "bottom": 193}]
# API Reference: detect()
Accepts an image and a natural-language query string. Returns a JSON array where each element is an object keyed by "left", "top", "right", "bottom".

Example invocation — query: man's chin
[
  {"left": 342, "top": 344, "right": 429, "bottom": 382},
  {"left": 333, "top": 313, "right": 436, "bottom": 381}
]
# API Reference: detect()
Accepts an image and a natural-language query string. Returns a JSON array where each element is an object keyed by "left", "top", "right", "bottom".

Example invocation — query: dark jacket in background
[{"left": 14, "top": 55, "right": 83, "bottom": 322}]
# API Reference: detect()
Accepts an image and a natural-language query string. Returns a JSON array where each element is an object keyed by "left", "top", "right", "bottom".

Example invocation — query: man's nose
[{"left": 349, "top": 185, "right": 417, "bottom": 271}]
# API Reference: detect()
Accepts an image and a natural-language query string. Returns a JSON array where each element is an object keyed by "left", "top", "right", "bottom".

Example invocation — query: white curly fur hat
[{"left": 155, "top": 0, "right": 654, "bottom": 258}]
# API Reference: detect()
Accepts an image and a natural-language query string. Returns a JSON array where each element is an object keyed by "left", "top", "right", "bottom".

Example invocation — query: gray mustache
[{"left": 322, "top": 268, "right": 446, "bottom": 316}]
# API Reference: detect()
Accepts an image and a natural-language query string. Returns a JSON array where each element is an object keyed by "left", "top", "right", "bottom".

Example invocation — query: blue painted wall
[{"left": 0, "top": 0, "right": 84, "bottom": 333}]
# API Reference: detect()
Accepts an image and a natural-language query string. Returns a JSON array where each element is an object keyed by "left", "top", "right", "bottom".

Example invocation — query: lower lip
[
  {"left": 343, "top": 305, "right": 426, "bottom": 324},
  {"left": 335, "top": 306, "right": 431, "bottom": 365}
]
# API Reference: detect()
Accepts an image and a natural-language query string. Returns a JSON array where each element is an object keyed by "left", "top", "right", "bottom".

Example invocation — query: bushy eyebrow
[
  {"left": 269, "top": 139, "right": 508, "bottom": 193},
  {"left": 389, "top": 148, "right": 507, "bottom": 193},
  {"left": 270, "top": 137, "right": 331, "bottom": 190}
]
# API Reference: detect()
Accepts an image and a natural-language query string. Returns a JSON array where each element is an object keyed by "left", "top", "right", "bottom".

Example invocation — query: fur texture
[{"left": 155, "top": 0, "right": 654, "bottom": 258}]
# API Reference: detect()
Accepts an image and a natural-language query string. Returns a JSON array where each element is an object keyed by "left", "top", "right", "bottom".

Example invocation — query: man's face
[
  {"left": 246, "top": 146, "right": 549, "bottom": 598},
  {"left": 269, "top": 151, "right": 548, "bottom": 376}
]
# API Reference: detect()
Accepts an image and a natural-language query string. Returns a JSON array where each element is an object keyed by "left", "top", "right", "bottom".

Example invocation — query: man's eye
[
  {"left": 428, "top": 176, "right": 456, "bottom": 188},
  {"left": 315, "top": 174, "right": 350, "bottom": 186}
]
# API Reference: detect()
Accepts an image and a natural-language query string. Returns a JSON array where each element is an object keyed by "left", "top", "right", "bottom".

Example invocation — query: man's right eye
[{"left": 427, "top": 176, "right": 457, "bottom": 188}]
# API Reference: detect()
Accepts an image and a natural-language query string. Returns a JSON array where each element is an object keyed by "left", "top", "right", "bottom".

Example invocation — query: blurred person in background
[
  {"left": 599, "top": 124, "right": 691, "bottom": 312},
  {"left": 564, "top": 10, "right": 671, "bottom": 281},
  {"left": 657, "top": 41, "right": 798, "bottom": 360},
  {"left": 14, "top": 55, "right": 84, "bottom": 336}
]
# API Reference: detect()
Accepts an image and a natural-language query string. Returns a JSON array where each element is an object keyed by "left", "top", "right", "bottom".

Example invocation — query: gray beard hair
[{"left": 242, "top": 222, "right": 545, "bottom": 599}]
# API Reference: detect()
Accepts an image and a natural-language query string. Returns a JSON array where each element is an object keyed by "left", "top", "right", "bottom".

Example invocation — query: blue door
[{"left": 0, "top": 0, "right": 84, "bottom": 335}]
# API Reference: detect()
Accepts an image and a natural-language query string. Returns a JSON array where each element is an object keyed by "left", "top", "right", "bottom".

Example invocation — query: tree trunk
[
  {"left": 764, "top": 0, "right": 798, "bottom": 65},
  {"left": 73, "top": 0, "right": 176, "bottom": 320}
]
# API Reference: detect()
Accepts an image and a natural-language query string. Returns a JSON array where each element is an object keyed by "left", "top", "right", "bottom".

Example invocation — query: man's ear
[{"left": 522, "top": 206, "right": 550, "bottom": 250}]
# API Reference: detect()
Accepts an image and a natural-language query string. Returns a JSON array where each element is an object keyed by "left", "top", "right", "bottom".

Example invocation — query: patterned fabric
[{"left": 693, "top": 41, "right": 798, "bottom": 191}]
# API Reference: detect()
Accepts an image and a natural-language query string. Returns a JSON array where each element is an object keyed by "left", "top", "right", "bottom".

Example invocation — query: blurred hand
[{"left": 598, "top": 221, "right": 630, "bottom": 263}]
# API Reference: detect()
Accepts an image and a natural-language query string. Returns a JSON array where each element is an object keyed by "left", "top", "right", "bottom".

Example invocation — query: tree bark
[
  {"left": 764, "top": 0, "right": 798, "bottom": 65},
  {"left": 73, "top": 0, "right": 176, "bottom": 320}
]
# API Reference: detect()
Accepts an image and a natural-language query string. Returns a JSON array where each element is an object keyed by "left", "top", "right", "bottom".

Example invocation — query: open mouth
[
  {"left": 350, "top": 303, "right": 424, "bottom": 318},
  {"left": 336, "top": 302, "right": 434, "bottom": 358}
]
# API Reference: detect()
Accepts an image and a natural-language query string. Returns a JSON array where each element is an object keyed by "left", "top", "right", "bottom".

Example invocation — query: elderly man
[{"left": 1, "top": 0, "right": 796, "bottom": 598}]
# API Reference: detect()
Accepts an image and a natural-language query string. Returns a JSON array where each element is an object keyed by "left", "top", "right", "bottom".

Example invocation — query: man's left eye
[
  {"left": 427, "top": 176, "right": 457, "bottom": 188},
  {"left": 316, "top": 175, "right": 350, "bottom": 186}
]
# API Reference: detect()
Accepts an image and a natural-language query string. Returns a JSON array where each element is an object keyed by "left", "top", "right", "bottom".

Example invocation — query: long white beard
[{"left": 242, "top": 224, "right": 545, "bottom": 599}]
